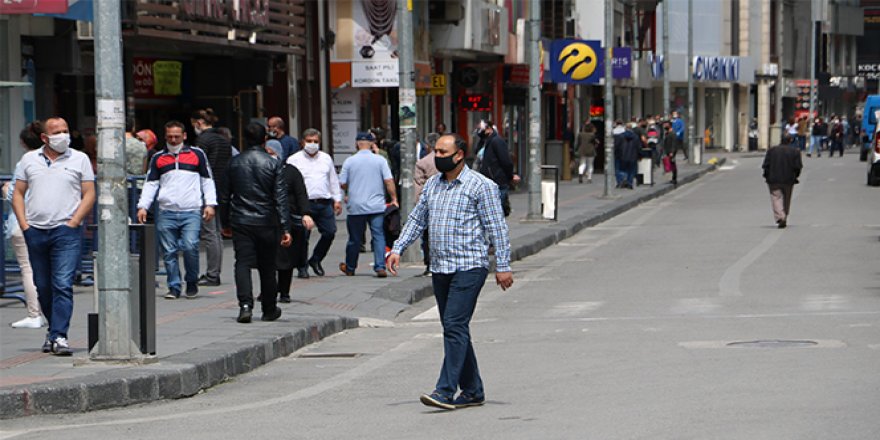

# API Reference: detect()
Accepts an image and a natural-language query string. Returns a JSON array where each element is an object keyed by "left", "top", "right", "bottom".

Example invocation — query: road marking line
[
  {"left": 412, "top": 305, "right": 439, "bottom": 321},
  {"left": 718, "top": 230, "right": 783, "bottom": 297}
]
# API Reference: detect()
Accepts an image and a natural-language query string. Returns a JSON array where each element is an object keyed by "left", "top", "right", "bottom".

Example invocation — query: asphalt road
[{"left": 3, "top": 153, "right": 879, "bottom": 439}]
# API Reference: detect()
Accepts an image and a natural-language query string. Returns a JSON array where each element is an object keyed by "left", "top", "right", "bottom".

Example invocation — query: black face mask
[{"left": 435, "top": 152, "right": 462, "bottom": 173}]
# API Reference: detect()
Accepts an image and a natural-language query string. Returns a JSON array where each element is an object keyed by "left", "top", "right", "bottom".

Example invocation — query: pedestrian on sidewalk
[
  {"left": 662, "top": 122, "right": 680, "bottom": 185},
  {"left": 6, "top": 122, "right": 47, "bottom": 329},
  {"left": 137, "top": 121, "right": 217, "bottom": 300},
  {"left": 13, "top": 117, "right": 96, "bottom": 355},
  {"left": 387, "top": 134, "right": 513, "bottom": 411},
  {"left": 287, "top": 129, "right": 342, "bottom": 278},
  {"left": 414, "top": 133, "right": 440, "bottom": 276},
  {"left": 338, "top": 132, "right": 398, "bottom": 277},
  {"left": 809, "top": 117, "right": 826, "bottom": 157},
  {"left": 220, "top": 122, "right": 292, "bottom": 323},
  {"left": 476, "top": 120, "right": 520, "bottom": 216},
  {"left": 762, "top": 134, "right": 802, "bottom": 229},
  {"left": 267, "top": 116, "right": 300, "bottom": 159},
  {"left": 614, "top": 123, "right": 640, "bottom": 189},
  {"left": 191, "top": 109, "right": 230, "bottom": 288},
  {"left": 275, "top": 156, "right": 314, "bottom": 304},
  {"left": 575, "top": 122, "right": 596, "bottom": 183}
]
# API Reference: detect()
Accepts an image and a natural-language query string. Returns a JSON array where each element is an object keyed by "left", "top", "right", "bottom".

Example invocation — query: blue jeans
[
  {"left": 431, "top": 267, "right": 489, "bottom": 398},
  {"left": 306, "top": 200, "right": 337, "bottom": 266},
  {"left": 156, "top": 209, "right": 201, "bottom": 293},
  {"left": 345, "top": 213, "right": 385, "bottom": 272},
  {"left": 809, "top": 136, "right": 824, "bottom": 155},
  {"left": 24, "top": 225, "right": 82, "bottom": 340}
]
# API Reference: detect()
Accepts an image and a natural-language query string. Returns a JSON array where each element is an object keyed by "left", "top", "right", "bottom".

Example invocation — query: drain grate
[
  {"left": 726, "top": 339, "right": 818, "bottom": 348},
  {"left": 297, "top": 352, "right": 362, "bottom": 359}
]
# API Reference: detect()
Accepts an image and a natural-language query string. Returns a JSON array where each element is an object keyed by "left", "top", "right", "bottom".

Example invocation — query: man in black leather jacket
[
  {"left": 476, "top": 121, "right": 519, "bottom": 216},
  {"left": 220, "top": 122, "right": 292, "bottom": 323}
]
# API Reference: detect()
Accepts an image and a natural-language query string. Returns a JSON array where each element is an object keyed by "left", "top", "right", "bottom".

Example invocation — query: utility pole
[
  {"left": 603, "top": 0, "right": 615, "bottom": 198},
  {"left": 809, "top": 1, "right": 816, "bottom": 123},
  {"left": 397, "top": 0, "right": 417, "bottom": 260},
  {"left": 92, "top": 0, "right": 136, "bottom": 360},
  {"left": 687, "top": 0, "right": 698, "bottom": 164},
  {"left": 662, "top": 0, "right": 670, "bottom": 117},
  {"left": 526, "top": 0, "right": 543, "bottom": 219}
]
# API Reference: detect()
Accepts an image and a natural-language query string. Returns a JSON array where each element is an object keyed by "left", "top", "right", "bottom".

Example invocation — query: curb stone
[{"left": 0, "top": 316, "right": 357, "bottom": 419}]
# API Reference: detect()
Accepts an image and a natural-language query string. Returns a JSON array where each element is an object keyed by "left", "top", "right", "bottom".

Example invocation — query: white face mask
[
  {"left": 304, "top": 142, "right": 320, "bottom": 155},
  {"left": 47, "top": 133, "right": 70, "bottom": 153},
  {"left": 167, "top": 143, "right": 184, "bottom": 154},
  {"left": 194, "top": 127, "right": 204, "bottom": 135}
]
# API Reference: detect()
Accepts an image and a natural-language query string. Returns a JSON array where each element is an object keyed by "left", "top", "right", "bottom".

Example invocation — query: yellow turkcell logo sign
[{"left": 558, "top": 42, "right": 597, "bottom": 81}]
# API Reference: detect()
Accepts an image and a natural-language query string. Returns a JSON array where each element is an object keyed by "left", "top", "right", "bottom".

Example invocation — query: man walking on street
[
  {"left": 13, "top": 117, "right": 96, "bottom": 355},
  {"left": 268, "top": 116, "right": 300, "bottom": 159},
  {"left": 220, "top": 122, "right": 292, "bottom": 323},
  {"left": 476, "top": 120, "right": 520, "bottom": 216},
  {"left": 763, "top": 134, "right": 803, "bottom": 229},
  {"left": 339, "top": 132, "right": 397, "bottom": 277},
  {"left": 387, "top": 134, "right": 513, "bottom": 410},
  {"left": 191, "top": 109, "right": 230, "bottom": 287},
  {"left": 414, "top": 133, "right": 440, "bottom": 276},
  {"left": 287, "top": 128, "right": 342, "bottom": 278},
  {"left": 137, "top": 121, "right": 217, "bottom": 300}
]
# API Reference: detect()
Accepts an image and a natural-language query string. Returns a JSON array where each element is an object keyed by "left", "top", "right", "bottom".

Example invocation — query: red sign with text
[{"left": 0, "top": 0, "right": 67, "bottom": 14}]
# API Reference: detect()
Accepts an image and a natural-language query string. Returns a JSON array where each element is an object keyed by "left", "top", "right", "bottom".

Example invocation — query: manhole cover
[{"left": 726, "top": 339, "right": 818, "bottom": 348}]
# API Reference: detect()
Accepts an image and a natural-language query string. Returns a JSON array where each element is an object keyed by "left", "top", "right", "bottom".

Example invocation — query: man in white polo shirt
[{"left": 13, "top": 117, "right": 96, "bottom": 356}]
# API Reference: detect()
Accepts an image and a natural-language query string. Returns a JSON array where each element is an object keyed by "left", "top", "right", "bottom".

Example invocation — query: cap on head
[{"left": 356, "top": 132, "right": 375, "bottom": 142}]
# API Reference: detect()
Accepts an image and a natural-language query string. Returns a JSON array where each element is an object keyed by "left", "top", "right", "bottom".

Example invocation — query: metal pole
[
  {"left": 662, "top": 0, "right": 670, "bottom": 117},
  {"left": 526, "top": 0, "right": 543, "bottom": 219},
  {"left": 397, "top": 0, "right": 418, "bottom": 260},
  {"left": 92, "top": 0, "right": 136, "bottom": 360},
  {"left": 809, "top": 15, "right": 816, "bottom": 122},
  {"left": 603, "top": 0, "right": 615, "bottom": 198},
  {"left": 687, "top": 0, "right": 697, "bottom": 164},
  {"left": 317, "top": 0, "right": 331, "bottom": 148}
]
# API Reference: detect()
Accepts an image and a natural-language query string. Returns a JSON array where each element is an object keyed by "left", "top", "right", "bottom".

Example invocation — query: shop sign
[
  {"left": 351, "top": 61, "right": 399, "bottom": 87},
  {"left": 180, "top": 0, "right": 269, "bottom": 27},
  {"left": 459, "top": 93, "right": 492, "bottom": 112},
  {"left": 0, "top": 0, "right": 67, "bottom": 14},
  {"left": 549, "top": 39, "right": 603, "bottom": 84},
  {"left": 133, "top": 58, "right": 183, "bottom": 98},
  {"left": 692, "top": 56, "right": 740, "bottom": 82},
  {"left": 858, "top": 63, "right": 880, "bottom": 80},
  {"left": 612, "top": 47, "right": 632, "bottom": 79}
]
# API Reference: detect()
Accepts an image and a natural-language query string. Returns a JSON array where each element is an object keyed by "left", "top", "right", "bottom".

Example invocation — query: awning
[
  {"left": 0, "top": 82, "right": 33, "bottom": 88},
  {"left": 39, "top": 0, "right": 93, "bottom": 22}
]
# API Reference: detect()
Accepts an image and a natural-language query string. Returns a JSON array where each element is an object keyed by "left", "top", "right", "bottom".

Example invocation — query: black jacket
[
  {"left": 478, "top": 132, "right": 514, "bottom": 186},
  {"left": 277, "top": 163, "right": 310, "bottom": 270},
  {"left": 614, "top": 130, "right": 641, "bottom": 162},
  {"left": 195, "top": 128, "right": 232, "bottom": 201},
  {"left": 762, "top": 143, "right": 802, "bottom": 185},
  {"left": 220, "top": 146, "right": 291, "bottom": 232}
]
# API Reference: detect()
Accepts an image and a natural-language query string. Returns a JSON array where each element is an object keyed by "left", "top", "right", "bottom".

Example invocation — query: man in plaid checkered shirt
[{"left": 387, "top": 134, "right": 513, "bottom": 411}]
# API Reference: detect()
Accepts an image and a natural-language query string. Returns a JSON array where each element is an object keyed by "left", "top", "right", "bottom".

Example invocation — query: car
[
  {"left": 868, "top": 129, "right": 880, "bottom": 186},
  {"left": 860, "top": 95, "right": 880, "bottom": 161}
]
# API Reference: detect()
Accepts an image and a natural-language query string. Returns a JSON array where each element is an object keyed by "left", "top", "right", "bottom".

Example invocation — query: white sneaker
[{"left": 10, "top": 316, "right": 45, "bottom": 329}]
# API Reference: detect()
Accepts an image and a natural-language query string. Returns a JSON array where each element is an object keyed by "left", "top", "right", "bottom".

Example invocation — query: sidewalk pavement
[{"left": 0, "top": 158, "right": 723, "bottom": 418}]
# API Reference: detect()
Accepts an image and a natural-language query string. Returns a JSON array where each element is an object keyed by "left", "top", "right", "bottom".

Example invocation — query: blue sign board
[
  {"left": 549, "top": 39, "right": 604, "bottom": 84},
  {"left": 612, "top": 47, "right": 632, "bottom": 79}
]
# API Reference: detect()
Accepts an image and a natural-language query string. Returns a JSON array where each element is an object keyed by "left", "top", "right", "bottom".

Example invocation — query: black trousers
[{"left": 232, "top": 224, "right": 279, "bottom": 312}]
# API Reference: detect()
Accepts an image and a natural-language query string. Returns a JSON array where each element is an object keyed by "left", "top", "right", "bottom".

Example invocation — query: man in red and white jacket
[{"left": 137, "top": 120, "right": 217, "bottom": 299}]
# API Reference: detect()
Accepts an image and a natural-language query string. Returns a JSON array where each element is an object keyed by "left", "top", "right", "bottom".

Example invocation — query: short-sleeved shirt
[
  {"left": 338, "top": 149, "right": 392, "bottom": 215},
  {"left": 15, "top": 147, "right": 95, "bottom": 229}
]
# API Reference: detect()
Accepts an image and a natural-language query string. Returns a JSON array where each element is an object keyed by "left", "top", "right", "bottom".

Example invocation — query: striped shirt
[{"left": 392, "top": 166, "right": 511, "bottom": 274}]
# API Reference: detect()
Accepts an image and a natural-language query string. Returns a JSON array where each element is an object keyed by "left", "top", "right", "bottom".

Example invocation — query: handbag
[{"left": 662, "top": 155, "right": 673, "bottom": 173}]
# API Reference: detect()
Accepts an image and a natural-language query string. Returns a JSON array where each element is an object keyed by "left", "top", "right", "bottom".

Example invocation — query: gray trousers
[
  {"left": 768, "top": 184, "right": 793, "bottom": 223},
  {"left": 200, "top": 215, "right": 223, "bottom": 281}
]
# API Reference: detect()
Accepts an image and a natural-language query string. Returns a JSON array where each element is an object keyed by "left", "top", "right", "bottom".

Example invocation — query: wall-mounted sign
[
  {"left": 0, "top": 0, "right": 67, "bottom": 14},
  {"left": 460, "top": 93, "right": 492, "bottom": 112},
  {"left": 612, "top": 47, "right": 632, "bottom": 79},
  {"left": 549, "top": 39, "right": 603, "bottom": 84},
  {"left": 692, "top": 56, "right": 740, "bottom": 82},
  {"left": 351, "top": 61, "right": 399, "bottom": 87},
  {"left": 132, "top": 58, "right": 183, "bottom": 98},
  {"left": 858, "top": 63, "right": 880, "bottom": 80}
]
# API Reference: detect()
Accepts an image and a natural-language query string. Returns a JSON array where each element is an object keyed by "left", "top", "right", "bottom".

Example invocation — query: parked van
[{"left": 860, "top": 95, "right": 880, "bottom": 161}]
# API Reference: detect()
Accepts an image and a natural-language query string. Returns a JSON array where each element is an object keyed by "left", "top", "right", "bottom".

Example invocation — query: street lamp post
[{"left": 603, "top": 0, "right": 615, "bottom": 198}]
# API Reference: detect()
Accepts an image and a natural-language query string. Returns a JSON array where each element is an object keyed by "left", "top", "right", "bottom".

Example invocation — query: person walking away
[
  {"left": 137, "top": 121, "right": 217, "bottom": 300},
  {"left": 476, "top": 120, "right": 520, "bottom": 216},
  {"left": 7, "top": 122, "right": 47, "bottom": 329},
  {"left": 414, "top": 133, "right": 440, "bottom": 276},
  {"left": 125, "top": 118, "right": 147, "bottom": 176},
  {"left": 338, "top": 132, "right": 398, "bottom": 277},
  {"left": 762, "top": 134, "right": 802, "bottom": 229},
  {"left": 615, "top": 123, "right": 640, "bottom": 189},
  {"left": 220, "top": 122, "right": 292, "bottom": 323},
  {"left": 191, "top": 109, "right": 230, "bottom": 287},
  {"left": 274, "top": 157, "right": 314, "bottom": 304},
  {"left": 13, "top": 117, "right": 96, "bottom": 355},
  {"left": 267, "top": 116, "right": 300, "bottom": 159},
  {"left": 387, "top": 134, "right": 513, "bottom": 410},
  {"left": 796, "top": 116, "right": 808, "bottom": 152},
  {"left": 286, "top": 128, "right": 342, "bottom": 278},
  {"left": 576, "top": 122, "right": 597, "bottom": 183},
  {"left": 828, "top": 117, "right": 845, "bottom": 157}
]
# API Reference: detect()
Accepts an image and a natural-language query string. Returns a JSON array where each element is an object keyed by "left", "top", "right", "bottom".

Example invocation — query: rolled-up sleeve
[{"left": 476, "top": 181, "right": 511, "bottom": 272}]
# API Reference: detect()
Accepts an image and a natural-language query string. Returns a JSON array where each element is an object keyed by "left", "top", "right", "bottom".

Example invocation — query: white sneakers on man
[{"left": 10, "top": 316, "right": 46, "bottom": 329}]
